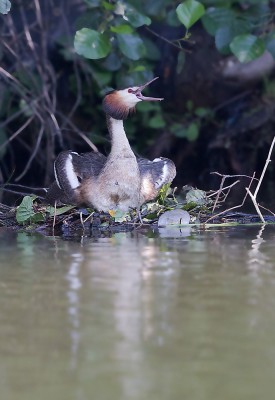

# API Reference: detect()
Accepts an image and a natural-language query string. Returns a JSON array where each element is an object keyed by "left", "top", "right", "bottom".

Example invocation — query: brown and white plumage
[{"left": 46, "top": 77, "right": 176, "bottom": 212}]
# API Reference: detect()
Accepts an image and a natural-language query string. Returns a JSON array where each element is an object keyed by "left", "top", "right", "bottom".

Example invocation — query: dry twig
[
  {"left": 205, "top": 172, "right": 256, "bottom": 224},
  {"left": 209, "top": 172, "right": 258, "bottom": 213},
  {"left": 0, "top": 2, "right": 98, "bottom": 191},
  {"left": 246, "top": 135, "right": 275, "bottom": 223}
]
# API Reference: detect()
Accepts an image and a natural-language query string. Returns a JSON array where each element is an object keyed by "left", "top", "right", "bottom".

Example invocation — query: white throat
[{"left": 108, "top": 117, "right": 134, "bottom": 156}]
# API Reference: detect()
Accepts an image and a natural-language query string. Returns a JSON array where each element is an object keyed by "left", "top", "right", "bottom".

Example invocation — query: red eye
[{"left": 128, "top": 88, "right": 134, "bottom": 93}]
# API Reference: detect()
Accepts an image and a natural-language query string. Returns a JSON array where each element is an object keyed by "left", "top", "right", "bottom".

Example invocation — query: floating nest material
[{"left": 1, "top": 185, "right": 275, "bottom": 237}]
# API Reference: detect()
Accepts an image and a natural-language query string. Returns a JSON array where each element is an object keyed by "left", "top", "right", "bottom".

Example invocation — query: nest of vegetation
[
  {"left": 2, "top": 139, "right": 275, "bottom": 236},
  {"left": 0, "top": 185, "right": 211, "bottom": 235},
  {"left": 1, "top": 176, "right": 275, "bottom": 237}
]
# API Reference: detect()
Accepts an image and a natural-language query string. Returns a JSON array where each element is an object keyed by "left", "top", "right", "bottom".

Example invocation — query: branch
[
  {"left": 246, "top": 135, "right": 275, "bottom": 223},
  {"left": 0, "top": 116, "right": 34, "bottom": 153},
  {"left": 15, "top": 125, "right": 44, "bottom": 181},
  {"left": 145, "top": 26, "right": 191, "bottom": 53},
  {"left": 205, "top": 172, "right": 256, "bottom": 224},
  {"left": 209, "top": 172, "right": 258, "bottom": 213},
  {"left": 57, "top": 111, "right": 99, "bottom": 152}
]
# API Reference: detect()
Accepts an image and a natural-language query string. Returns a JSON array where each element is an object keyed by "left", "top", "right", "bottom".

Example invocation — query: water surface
[{"left": 0, "top": 225, "right": 275, "bottom": 400}]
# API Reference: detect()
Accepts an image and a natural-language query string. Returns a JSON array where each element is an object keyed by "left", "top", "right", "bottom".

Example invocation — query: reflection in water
[
  {"left": 66, "top": 252, "right": 82, "bottom": 370},
  {"left": 247, "top": 225, "right": 269, "bottom": 269},
  {"left": 158, "top": 225, "right": 192, "bottom": 239},
  {"left": 0, "top": 226, "right": 275, "bottom": 399}
]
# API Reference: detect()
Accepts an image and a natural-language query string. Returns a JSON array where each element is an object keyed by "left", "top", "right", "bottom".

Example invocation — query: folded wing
[
  {"left": 138, "top": 157, "right": 176, "bottom": 204},
  {"left": 46, "top": 150, "right": 106, "bottom": 205}
]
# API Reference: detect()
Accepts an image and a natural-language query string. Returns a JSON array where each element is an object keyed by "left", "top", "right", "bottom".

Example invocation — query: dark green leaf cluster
[
  {"left": 70, "top": 0, "right": 275, "bottom": 148},
  {"left": 16, "top": 196, "right": 73, "bottom": 225},
  {"left": 1, "top": 0, "right": 275, "bottom": 195},
  {"left": 74, "top": 0, "right": 275, "bottom": 66}
]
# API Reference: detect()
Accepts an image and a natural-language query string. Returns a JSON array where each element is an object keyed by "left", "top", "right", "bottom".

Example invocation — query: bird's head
[{"left": 102, "top": 77, "right": 163, "bottom": 120}]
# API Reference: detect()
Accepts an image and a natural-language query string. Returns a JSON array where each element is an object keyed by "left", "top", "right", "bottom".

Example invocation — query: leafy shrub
[{"left": 0, "top": 0, "right": 275, "bottom": 194}]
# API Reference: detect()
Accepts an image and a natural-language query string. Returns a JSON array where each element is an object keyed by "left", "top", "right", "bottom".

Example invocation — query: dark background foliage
[{"left": 1, "top": 0, "right": 275, "bottom": 205}]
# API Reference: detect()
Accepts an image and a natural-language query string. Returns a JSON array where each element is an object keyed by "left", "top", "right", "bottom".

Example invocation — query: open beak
[{"left": 136, "top": 77, "right": 163, "bottom": 101}]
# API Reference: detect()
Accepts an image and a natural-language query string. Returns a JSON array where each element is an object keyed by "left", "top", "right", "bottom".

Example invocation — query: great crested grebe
[{"left": 47, "top": 77, "right": 176, "bottom": 212}]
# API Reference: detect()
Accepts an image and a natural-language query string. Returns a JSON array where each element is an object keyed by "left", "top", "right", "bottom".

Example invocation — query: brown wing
[
  {"left": 73, "top": 151, "right": 107, "bottom": 179},
  {"left": 46, "top": 181, "right": 73, "bottom": 205},
  {"left": 138, "top": 157, "right": 176, "bottom": 203},
  {"left": 46, "top": 150, "right": 106, "bottom": 205}
]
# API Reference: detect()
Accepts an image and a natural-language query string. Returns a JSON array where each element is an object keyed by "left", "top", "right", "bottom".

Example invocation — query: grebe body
[{"left": 47, "top": 77, "right": 176, "bottom": 212}]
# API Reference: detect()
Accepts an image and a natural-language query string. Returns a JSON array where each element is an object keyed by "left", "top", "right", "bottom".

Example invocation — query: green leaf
[
  {"left": 46, "top": 205, "right": 74, "bottom": 217},
  {"left": 111, "top": 209, "right": 129, "bottom": 223},
  {"left": 144, "top": 0, "right": 171, "bottom": 16},
  {"left": 244, "top": 3, "right": 270, "bottom": 26},
  {"left": 110, "top": 24, "right": 133, "bottom": 34},
  {"left": 131, "top": 65, "right": 146, "bottom": 72},
  {"left": 31, "top": 212, "right": 45, "bottom": 223},
  {"left": 102, "top": 52, "right": 122, "bottom": 71},
  {"left": 77, "top": 60, "right": 112, "bottom": 86},
  {"left": 215, "top": 19, "right": 251, "bottom": 53},
  {"left": 230, "top": 34, "right": 265, "bottom": 63},
  {"left": 176, "top": 0, "right": 205, "bottom": 30},
  {"left": 148, "top": 114, "right": 166, "bottom": 129},
  {"left": 102, "top": 1, "right": 115, "bottom": 10},
  {"left": 202, "top": 8, "right": 235, "bottom": 36},
  {"left": 74, "top": 28, "right": 111, "bottom": 59},
  {"left": 215, "top": 26, "right": 235, "bottom": 53},
  {"left": 0, "top": 0, "right": 11, "bottom": 14},
  {"left": 16, "top": 196, "right": 35, "bottom": 223},
  {"left": 171, "top": 123, "right": 185, "bottom": 138},
  {"left": 124, "top": 5, "right": 151, "bottom": 28},
  {"left": 186, "top": 189, "right": 207, "bottom": 205},
  {"left": 167, "top": 9, "right": 181, "bottom": 27},
  {"left": 171, "top": 122, "right": 199, "bottom": 140},
  {"left": 157, "top": 183, "right": 172, "bottom": 204},
  {"left": 117, "top": 33, "right": 146, "bottom": 60},
  {"left": 185, "top": 122, "right": 199, "bottom": 141},
  {"left": 194, "top": 107, "right": 210, "bottom": 117},
  {"left": 89, "top": 66, "right": 112, "bottom": 87}
]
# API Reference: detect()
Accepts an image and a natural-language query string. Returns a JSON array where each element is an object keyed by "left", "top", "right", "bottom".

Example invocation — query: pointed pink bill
[{"left": 136, "top": 77, "right": 163, "bottom": 101}]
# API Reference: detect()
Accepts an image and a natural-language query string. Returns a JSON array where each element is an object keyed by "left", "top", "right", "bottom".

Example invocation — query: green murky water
[{"left": 0, "top": 225, "right": 275, "bottom": 400}]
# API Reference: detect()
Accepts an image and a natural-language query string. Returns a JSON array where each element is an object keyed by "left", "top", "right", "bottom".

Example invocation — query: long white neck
[{"left": 107, "top": 116, "right": 134, "bottom": 157}]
